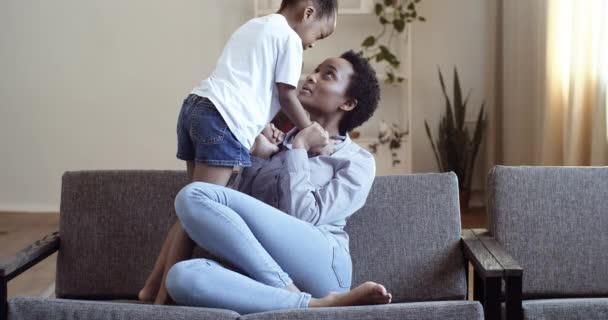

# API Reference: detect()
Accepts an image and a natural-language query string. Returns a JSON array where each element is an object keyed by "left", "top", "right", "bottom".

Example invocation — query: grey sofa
[
  {"left": 473, "top": 166, "right": 608, "bottom": 320},
  {"left": 2, "top": 171, "right": 495, "bottom": 319}
]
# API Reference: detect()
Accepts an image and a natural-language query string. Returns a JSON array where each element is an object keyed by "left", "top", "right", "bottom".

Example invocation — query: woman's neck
[{"left": 310, "top": 114, "right": 342, "bottom": 137}]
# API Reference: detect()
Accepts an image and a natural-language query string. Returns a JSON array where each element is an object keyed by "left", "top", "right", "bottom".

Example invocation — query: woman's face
[{"left": 297, "top": 57, "right": 354, "bottom": 116}]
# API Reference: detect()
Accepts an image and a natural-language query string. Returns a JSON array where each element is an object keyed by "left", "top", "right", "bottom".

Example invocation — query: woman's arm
[
  {"left": 234, "top": 134, "right": 275, "bottom": 194},
  {"left": 277, "top": 148, "right": 376, "bottom": 226}
]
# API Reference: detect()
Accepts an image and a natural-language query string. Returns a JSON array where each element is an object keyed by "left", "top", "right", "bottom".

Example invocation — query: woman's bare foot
[{"left": 309, "top": 282, "right": 392, "bottom": 308}]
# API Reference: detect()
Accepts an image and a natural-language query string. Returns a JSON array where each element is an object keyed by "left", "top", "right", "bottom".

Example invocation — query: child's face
[{"left": 294, "top": 11, "right": 337, "bottom": 50}]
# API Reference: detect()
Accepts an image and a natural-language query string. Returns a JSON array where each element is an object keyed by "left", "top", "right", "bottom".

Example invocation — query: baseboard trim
[{"left": 0, "top": 204, "right": 59, "bottom": 213}]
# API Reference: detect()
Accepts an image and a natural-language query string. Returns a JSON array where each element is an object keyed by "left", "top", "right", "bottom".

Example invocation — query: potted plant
[
  {"left": 359, "top": 0, "right": 426, "bottom": 85},
  {"left": 424, "top": 67, "right": 485, "bottom": 211},
  {"left": 368, "top": 121, "right": 408, "bottom": 166}
]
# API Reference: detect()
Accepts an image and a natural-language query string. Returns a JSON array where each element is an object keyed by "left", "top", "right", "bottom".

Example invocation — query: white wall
[
  {"left": 411, "top": 0, "right": 497, "bottom": 191},
  {"left": 0, "top": 0, "right": 251, "bottom": 211},
  {"left": 0, "top": 0, "right": 496, "bottom": 212}
]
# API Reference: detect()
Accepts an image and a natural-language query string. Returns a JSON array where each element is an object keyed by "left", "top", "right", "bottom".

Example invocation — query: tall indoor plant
[{"left": 424, "top": 67, "right": 485, "bottom": 210}]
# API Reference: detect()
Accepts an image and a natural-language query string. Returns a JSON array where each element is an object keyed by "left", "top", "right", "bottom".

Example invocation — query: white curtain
[
  {"left": 543, "top": 0, "right": 608, "bottom": 165},
  {"left": 494, "top": 0, "right": 608, "bottom": 166}
]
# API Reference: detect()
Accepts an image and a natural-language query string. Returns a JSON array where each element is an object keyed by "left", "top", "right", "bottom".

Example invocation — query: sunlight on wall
[{"left": 548, "top": 0, "right": 608, "bottom": 143}]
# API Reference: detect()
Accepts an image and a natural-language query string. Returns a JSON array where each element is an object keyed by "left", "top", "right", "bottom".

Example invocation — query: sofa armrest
[
  {"left": 462, "top": 229, "right": 503, "bottom": 278},
  {"left": 0, "top": 231, "right": 60, "bottom": 282},
  {"left": 470, "top": 229, "right": 522, "bottom": 276},
  {"left": 462, "top": 229, "right": 503, "bottom": 320},
  {"left": 472, "top": 229, "right": 523, "bottom": 320},
  {"left": 1, "top": 231, "right": 59, "bottom": 320}
]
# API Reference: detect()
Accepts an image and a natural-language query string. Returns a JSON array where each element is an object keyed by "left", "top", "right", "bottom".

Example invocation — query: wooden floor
[
  {"left": 1, "top": 209, "right": 487, "bottom": 299},
  {"left": 0, "top": 212, "right": 59, "bottom": 299}
]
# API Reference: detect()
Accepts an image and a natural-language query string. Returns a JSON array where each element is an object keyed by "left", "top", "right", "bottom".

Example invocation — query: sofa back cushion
[
  {"left": 57, "top": 171, "right": 466, "bottom": 302},
  {"left": 57, "top": 171, "right": 189, "bottom": 298},
  {"left": 488, "top": 166, "right": 608, "bottom": 298},
  {"left": 346, "top": 173, "right": 466, "bottom": 302}
]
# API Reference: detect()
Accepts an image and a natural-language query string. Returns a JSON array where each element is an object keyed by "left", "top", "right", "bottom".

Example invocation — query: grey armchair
[
  {"left": 479, "top": 166, "right": 608, "bottom": 320},
  {"left": 2, "top": 171, "right": 498, "bottom": 319}
]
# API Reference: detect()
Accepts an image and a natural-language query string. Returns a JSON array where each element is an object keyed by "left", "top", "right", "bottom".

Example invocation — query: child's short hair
[{"left": 280, "top": 0, "right": 338, "bottom": 20}]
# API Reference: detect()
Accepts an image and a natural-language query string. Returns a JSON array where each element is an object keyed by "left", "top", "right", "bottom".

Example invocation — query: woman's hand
[
  {"left": 292, "top": 122, "right": 330, "bottom": 152},
  {"left": 309, "top": 140, "right": 336, "bottom": 156},
  {"left": 250, "top": 134, "right": 280, "bottom": 159}
]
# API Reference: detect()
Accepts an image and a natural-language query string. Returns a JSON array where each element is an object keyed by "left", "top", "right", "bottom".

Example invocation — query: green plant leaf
[
  {"left": 465, "top": 103, "right": 485, "bottom": 191},
  {"left": 425, "top": 120, "right": 443, "bottom": 171},
  {"left": 407, "top": 2, "right": 415, "bottom": 10},
  {"left": 379, "top": 16, "right": 389, "bottom": 24},
  {"left": 418, "top": 16, "right": 426, "bottom": 21},
  {"left": 453, "top": 67, "right": 465, "bottom": 131},
  {"left": 384, "top": 0, "right": 392, "bottom": 6},
  {"left": 368, "top": 143, "right": 378, "bottom": 153},
  {"left": 375, "top": 3, "right": 383, "bottom": 15},
  {"left": 437, "top": 68, "right": 455, "bottom": 132},
  {"left": 361, "top": 36, "right": 376, "bottom": 47},
  {"left": 393, "top": 19, "right": 405, "bottom": 32}
]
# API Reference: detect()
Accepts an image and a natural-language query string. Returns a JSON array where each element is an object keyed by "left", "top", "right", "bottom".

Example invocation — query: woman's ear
[{"left": 339, "top": 99, "right": 358, "bottom": 112}]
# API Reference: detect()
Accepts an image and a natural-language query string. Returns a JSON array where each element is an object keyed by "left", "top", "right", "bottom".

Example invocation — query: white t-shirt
[{"left": 191, "top": 14, "right": 303, "bottom": 151}]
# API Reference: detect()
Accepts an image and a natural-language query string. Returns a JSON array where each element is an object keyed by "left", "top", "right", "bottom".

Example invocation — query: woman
[{"left": 143, "top": 50, "right": 389, "bottom": 313}]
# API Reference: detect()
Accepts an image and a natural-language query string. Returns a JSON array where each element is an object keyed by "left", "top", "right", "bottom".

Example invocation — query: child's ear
[
  {"left": 340, "top": 99, "right": 358, "bottom": 112},
  {"left": 302, "top": 6, "right": 316, "bottom": 21}
]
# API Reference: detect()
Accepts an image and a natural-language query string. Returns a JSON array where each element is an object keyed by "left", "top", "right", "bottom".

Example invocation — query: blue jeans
[{"left": 166, "top": 182, "right": 352, "bottom": 314}]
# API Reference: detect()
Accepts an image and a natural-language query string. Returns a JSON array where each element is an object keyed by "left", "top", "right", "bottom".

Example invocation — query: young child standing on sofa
[
  {"left": 177, "top": 0, "right": 338, "bottom": 182},
  {"left": 139, "top": 0, "right": 339, "bottom": 304}
]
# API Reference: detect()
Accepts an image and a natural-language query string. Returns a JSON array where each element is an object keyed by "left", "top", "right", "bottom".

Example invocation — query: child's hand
[
  {"left": 261, "top": 123, "right": 286, "bottom": 145},
  {"left": 251, "top": 134, "right": 280, "bottom": 160}
]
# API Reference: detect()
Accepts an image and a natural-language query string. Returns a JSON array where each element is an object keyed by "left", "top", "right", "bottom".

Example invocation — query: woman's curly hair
[{"left": 338, "top": 50, "right": 381, "bottom": 134}]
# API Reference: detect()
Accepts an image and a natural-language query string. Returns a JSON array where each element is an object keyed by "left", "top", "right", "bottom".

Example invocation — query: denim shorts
[{"left": 176, "top": 94, "right": 251, "bottom": 167}]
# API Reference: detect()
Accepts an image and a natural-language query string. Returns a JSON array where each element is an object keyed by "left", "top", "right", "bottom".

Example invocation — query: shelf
[
  {"left": 351, "top": 135, "right": 409, "bottom": 144},
  {"left": 299, "top": 73, "right": 408, "bottom": 82},
  {"left": 255, "top": 0, "right": 375, "bottom": 16}
]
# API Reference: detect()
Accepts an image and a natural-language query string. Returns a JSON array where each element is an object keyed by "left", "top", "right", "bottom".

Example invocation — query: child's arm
[{"left": 277, "top": 83, "right": 312, "bottom": 130}]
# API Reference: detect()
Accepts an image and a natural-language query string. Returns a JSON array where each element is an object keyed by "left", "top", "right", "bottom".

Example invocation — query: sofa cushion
[
  {"left": 7, "top": 296, "right": 240, "bottom": 320},
  {"left": 487, "top": 166, "right": 608, "bottom": 298},
  {"left": 523, "top": 298, "right": 608, "bottom": 320},
  {"left": 345, "top": 173, "right": 466, "bottom": 302},
  {"left": 57, "top": 171, "right": 191, "bottom": 298},
  {"left": 240, "top": 301, "right": 483, "bottom": 320},
  {"left": 56, "top": 171, "right": 466, "bottom": 304}
]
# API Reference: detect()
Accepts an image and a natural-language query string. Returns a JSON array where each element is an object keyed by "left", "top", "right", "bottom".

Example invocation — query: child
[
  {"left": 177, "top": 0, "right": 338, "bottom": 183},
  {"left": 139, "top": 0, "right": 339, "bottom": 305}
]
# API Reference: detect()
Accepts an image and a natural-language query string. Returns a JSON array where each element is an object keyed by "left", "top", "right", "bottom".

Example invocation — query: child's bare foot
[
  {"left": 309, "top": 282, "right": 392, "bottom": 308},
  {"left": 154, "top": 285, "right": 170, "bottom": 305},
  {"left": 138, "top": 277, "right": 161, "bottom": 302},
  {"left": 138, "top": 286, "right": 156, "bottom": 302}
]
